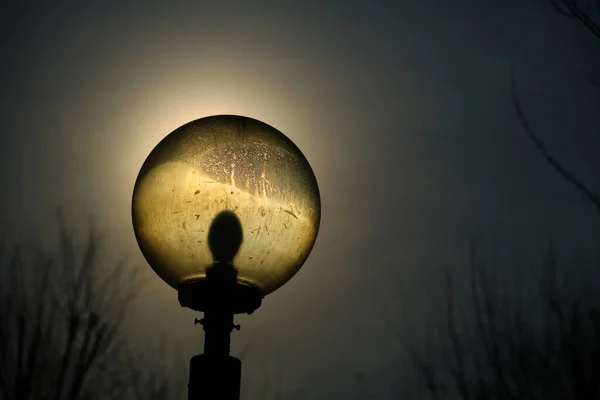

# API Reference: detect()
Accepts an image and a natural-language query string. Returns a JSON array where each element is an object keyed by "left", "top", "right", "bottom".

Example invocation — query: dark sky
[{"left": 2, "top": 0, "right": 599, "bottom": 397}]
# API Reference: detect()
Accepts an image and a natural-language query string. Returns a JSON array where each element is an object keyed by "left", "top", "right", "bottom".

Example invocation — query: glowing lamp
[
  {"left": 132, "top": 115, "right": 320, "bottom": 314},
  {"left": 132, "top": 115, "right": 320, "bottom": 399}
]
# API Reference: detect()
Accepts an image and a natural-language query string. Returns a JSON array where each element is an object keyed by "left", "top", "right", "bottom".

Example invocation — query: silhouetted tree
[
  {"left": 0, "top": 211, "right": 178, "bottom": 400},
  {"left": 399, "top": 243, "right": 600, "bottom": 399},
  {"left": 512, "top": 0, "right": 600, "bottom": 213}
]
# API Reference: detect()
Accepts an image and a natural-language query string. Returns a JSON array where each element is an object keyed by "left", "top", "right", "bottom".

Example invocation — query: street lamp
[{"left": 132, "top": 115, "right": 321, "bottom": 399}]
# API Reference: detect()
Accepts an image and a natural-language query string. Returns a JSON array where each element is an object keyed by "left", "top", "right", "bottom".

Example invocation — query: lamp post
[{"left": 131, "top": 115, "right": 321, "bottom": 399}]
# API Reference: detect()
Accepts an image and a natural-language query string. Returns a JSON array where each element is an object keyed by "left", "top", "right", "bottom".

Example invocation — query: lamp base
[
  {"left": 178, "top": 279, "right": 263, "bottom": 314},
  {"left": 180, "top": 266, "right": 263, "bottom": 400},
  {"left": 188, "top": 354, "right": 241, "bottom": 400}
]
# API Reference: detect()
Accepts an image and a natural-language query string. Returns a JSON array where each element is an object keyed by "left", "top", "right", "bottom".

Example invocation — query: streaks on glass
[{"left": 282, "top": 208, "right": 298, "bottom": 219}]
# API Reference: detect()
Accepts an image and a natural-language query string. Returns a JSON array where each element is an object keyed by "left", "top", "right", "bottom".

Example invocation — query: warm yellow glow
[{"left": 132, "top": 115, "right": 320, "bottom": 295}]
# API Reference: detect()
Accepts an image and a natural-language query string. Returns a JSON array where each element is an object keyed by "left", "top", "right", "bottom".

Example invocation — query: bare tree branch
[
  {"left": 549, "top": 0, "right": 600, "bottom": 42},
  {"left": 0, "top": 212, "right": 178, "bottom": 400},
  {"left": 402, "top": 241, "right": 600, "bottom": 399},
  {"left": 510, "top": 67, "right": 600, "bottom": 214}
]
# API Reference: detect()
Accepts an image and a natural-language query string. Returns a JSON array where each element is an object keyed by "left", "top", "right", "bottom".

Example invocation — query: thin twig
[{"left": 510, "top": 67, "right": 600, "bottom": 214}]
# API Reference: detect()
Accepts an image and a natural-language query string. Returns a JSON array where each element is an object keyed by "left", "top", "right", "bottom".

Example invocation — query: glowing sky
[{"left": 2, "top": 1, "right": 599, "bottom": 397}]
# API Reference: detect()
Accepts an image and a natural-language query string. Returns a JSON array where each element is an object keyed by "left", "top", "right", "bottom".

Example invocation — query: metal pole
[
  {"left": 187, "top": 262, "right": 242, "bottom": 400},
  {"left": 188, "top": 310, "right": 241, "bottom": 400}
]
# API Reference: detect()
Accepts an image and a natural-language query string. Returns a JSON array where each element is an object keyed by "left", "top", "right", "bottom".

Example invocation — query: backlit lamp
[{"left": 132, "top": 115, "right": 321, "bottom": 399}]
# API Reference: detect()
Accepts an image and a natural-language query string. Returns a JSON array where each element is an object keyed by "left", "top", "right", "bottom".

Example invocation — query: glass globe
[{"left": 132, "top": 115, "right": 321, "bottom": 300}]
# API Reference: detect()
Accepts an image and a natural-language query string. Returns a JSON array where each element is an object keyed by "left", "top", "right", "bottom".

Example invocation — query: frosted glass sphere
[{"left": 132, "top": 115, "right": 320, "bottom": 297}]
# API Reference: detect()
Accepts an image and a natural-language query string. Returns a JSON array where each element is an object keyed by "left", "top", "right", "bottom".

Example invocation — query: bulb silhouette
[{"left": 208, "top": 210, "right": 243, "bottom": 264}]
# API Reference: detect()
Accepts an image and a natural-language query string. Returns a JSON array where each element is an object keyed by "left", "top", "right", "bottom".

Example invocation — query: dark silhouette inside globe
[{"left": 208, "top": 210, "right": 243, "bottom": 263}]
